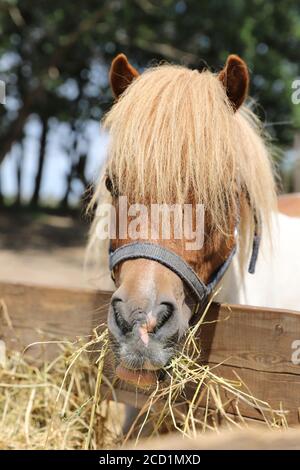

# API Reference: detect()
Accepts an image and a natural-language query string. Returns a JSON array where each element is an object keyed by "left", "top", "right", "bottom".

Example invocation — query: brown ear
[
  {"left": 219, "top": 54, "right": 249, "bottom": 111},
  {"left": 109, "top": 53, "right": 139, "bottom": 98}
]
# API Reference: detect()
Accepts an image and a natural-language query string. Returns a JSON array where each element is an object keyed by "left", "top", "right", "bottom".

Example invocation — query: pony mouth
[{"left": 116, "top": 365, "right": 165, "bottom": 388}]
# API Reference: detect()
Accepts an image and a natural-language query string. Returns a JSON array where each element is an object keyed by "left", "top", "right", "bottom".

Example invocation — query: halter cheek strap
[{"left": 248, "top": 232, "right": 261, "bottom": 274}]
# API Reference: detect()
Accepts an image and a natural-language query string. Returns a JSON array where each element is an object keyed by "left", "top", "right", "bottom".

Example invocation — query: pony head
[{"left": 89, "top": 53, "right": 276, "bottom": 387}]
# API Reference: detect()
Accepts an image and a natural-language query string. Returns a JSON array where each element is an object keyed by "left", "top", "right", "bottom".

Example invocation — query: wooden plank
[
  {"left": 200, "top": 303, "right": 300, "bottom": 375},
  {"left": 105, "top": 366, "right": 300, "bottom": 424},
  {"left": 129, "top": 426, "right": 300, "bottom": 450},
  {"left": 197, "top": 303, "right": 300, "bottom": 422},
  {"left": 1, "top": 281, "right": 300, "bottom": 424},
  {"left": 202, "top": 363, "right": 300, "bottom": 423},
  {"left": 0, "top": 281, "right": 111, "bottom": 359}
]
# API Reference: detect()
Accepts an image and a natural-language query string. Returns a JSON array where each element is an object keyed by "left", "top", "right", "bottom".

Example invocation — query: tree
[
  {"left": 0, "top": 0, "right": 300, "bottom": 207},
  {"left": 30, "top": 117, "right": 48, "bottom": 206}
]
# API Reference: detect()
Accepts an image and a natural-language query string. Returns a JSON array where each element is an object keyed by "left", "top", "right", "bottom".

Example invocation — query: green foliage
[
  {"left": 1, "top": 0, "right": 300, "bottom": 142},
  {"left": 0, "top": 0, "right": 300, "bottom": 204}
]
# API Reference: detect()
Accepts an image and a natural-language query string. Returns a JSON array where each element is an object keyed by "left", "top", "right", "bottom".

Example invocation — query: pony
[{"left": 87, "top": 53, "right": 300, "bottom": 387}]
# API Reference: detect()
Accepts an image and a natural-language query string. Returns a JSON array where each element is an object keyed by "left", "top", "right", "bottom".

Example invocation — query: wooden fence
[{"left": 1, "top": 281, "right": 300, "bottom": 424}]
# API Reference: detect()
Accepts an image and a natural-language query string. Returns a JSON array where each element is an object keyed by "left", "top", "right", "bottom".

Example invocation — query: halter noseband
[{"left": 109, "top": 222, "right": 261, "bottom": 310}]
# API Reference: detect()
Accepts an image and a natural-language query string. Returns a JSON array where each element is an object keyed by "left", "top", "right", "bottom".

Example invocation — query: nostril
[
  {"left": 111, "top": 293, "right": 126, "bottom": 304},
  {"left": 111, "top": 299, "right": 131, "bottom": 335},
  {"left": 154, "top": 302, "right": 175, "bottom": 331},
  {"left": 160, "top": 301, "right": 175, "bottom": 312}
]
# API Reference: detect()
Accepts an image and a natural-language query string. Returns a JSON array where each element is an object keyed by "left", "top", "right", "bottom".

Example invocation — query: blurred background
[{"left": 0, "top": 0, "right": 300, "bottom": 289}]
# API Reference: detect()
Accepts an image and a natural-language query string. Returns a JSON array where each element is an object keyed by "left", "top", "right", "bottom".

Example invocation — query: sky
[
  {"left": 0, "top": 51, "right": 110, "bottom": 205},
  {"left": 1, "top": 118, "right": 108, "bottom": 205}
]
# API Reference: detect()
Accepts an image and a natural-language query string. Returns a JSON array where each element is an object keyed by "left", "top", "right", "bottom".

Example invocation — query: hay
[
  {"left": 0, "top": 298, "right": 289, "bottom": 449},
  {"left": 0, "top": 327, "right": 122, "bottom": 450},
  {"left": 122, "top": 294, "right": 289, "bottom": 445}
]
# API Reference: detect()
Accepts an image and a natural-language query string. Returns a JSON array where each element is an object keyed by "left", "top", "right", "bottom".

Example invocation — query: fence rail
[{"left": 1, "top": 281, "right": 300, "bottom": 424}]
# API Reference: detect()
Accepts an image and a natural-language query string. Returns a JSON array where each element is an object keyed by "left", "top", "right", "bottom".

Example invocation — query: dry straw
[
  {"left": 122, "top": 292, "right": 288, "bottom": 446},
  {"left": 0, "top": 326, "right": 121, "bottom": 450},
  {"left": 0, "top": 298, "right": 288, "bottom": 449}
]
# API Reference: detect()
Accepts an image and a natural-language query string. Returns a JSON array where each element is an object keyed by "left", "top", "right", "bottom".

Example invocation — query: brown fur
[
  {"left": 109, "top": 53, "right": 139, "bottom": 98},
  {"left": 219, "top": 54, "right": 249, "bottom": 111}
]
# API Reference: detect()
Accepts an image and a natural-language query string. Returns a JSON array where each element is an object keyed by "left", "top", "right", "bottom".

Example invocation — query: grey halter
[{"left": 109, "top": 226, "right": 261, "bottom": 308}]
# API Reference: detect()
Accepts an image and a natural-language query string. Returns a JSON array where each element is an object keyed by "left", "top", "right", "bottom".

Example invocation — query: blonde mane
[{"left": 86, "top": 64, "right": 277, "bottom": 285}]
